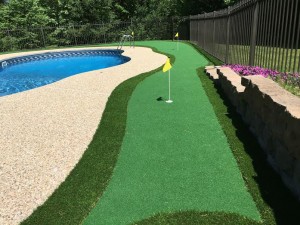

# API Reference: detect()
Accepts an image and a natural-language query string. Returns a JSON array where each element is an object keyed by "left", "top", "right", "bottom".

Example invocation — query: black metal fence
[
  {"left": 0, "top": 22, "right": 131, "bottom": 52},
  {"left": 0, "top": 17, "right": 181, "bottom": 53},
  {"left": 190, "top": 0, "right": 300, "bottom": 73}
]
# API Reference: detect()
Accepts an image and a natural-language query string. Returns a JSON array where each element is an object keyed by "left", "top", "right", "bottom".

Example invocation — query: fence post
[
  {"left": 172, "top": 17, "right": 174, "bottom": 41},
  {"left": 72, "top": 24, "right": 78, "bottom": 46},
  {"left": 197, "top": 14, "right": 200, "bottom": 45},
  {"left": 213, "top": 11, "right": 216, "bottom": 56},
  {"left": 225, "top": 6, "right": 231, "bottom": 64},
  {"left": 102, "top": 22, "right": 106, "bottom": 44},
  {"left": 40, "top": 27, "right": 46, "bottom": 47},
  {"left": 6, "top": 29, "right": 13, "bottom": 51},
  {"left": 203, "top": 13, "right": 207, "bottom": 49},
  {"left": 189, "top": 15, "right": 192, "bottom": 42},
  {"left": 249, "top": 0, "right": 259, "bottom": 66}
]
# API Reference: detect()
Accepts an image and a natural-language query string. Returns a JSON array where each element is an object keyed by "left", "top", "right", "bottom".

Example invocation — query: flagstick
[
  {"left": 166, "top": 70, "right": 173, "bottom": 103},
  {"left": 177, "top": 38, "right": 179, "bottom": 50}
]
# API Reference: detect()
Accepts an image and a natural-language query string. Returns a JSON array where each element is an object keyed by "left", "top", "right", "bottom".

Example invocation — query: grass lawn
[
  {"left": 21, "top": 41, "right": 300, "bottom": 225},
  {"left": 211, "top": 43, "right": 300, "bottom": 72}
]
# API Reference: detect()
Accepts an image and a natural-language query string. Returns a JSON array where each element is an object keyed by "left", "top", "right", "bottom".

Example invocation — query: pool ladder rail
[
  {"left": 117, "top": 34, "right": 134, "bottom": 50},
  {"left": 1, "top": 61, "right": 8, "bottom": 69}
]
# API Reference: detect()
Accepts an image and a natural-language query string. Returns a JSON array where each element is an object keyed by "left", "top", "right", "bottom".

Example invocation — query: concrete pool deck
[{"left": 0, "top": 46, "right": 167, "bottom": 225}]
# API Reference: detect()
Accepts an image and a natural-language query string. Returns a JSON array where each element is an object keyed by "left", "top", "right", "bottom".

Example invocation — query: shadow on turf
[
  {"left": 183, "top": 43, "right": 300, "bottom": 224},
  {"left": 138, "top": 69, "right": 300, "bottom": 225},
  {"left": 133, "top": 211, "right": 259, "bottom": 225},
  {"left": 213, "top": 80, "right": 300, "bottom": 225},
  {"left": 156, "top": 96, "right": 165, "bottom": 101}
]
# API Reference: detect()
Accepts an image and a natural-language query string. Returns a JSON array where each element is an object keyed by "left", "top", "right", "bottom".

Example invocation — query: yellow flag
[
  {"left": 132, "top": 31, "right": 134, "bottom": 36},
  {"left": 175, "top": 32, "right": 179, "bottom": 38},
  {"left": 163, "top": 58, "right": 172, "bottom": 72}
]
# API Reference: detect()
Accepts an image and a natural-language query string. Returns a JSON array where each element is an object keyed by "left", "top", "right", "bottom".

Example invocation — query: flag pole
[
  {"left": 175, "top": 32, "right": 179, "bottom": 51},
  {"left": 162, "top": 57, "right": 173, "bottom": 103},
  {"left": 166, "top": 69, "right": 173, "bottom": 103}
]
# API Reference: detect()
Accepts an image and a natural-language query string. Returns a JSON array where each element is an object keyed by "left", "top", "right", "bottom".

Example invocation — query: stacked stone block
[{"left": 204, "top": 66, "right": 300, "bottom": 199}]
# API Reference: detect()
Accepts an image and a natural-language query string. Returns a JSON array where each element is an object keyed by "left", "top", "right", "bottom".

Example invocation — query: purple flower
[
  {"left": 224, "top": 64, "right": 280, "bottom": 78},
  {"left": 223, "top": 64, "right": 300, "bottom": 88}
]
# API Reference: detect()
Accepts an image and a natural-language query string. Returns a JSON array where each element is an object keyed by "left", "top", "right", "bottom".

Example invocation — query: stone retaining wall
[{"left": 205, "top": 66, "right": 300, "bottom": 200}]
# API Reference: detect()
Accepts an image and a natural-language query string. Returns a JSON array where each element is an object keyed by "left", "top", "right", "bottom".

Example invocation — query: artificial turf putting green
[{"left": 83, "top": 41, "right": 260, "bottom": 225}]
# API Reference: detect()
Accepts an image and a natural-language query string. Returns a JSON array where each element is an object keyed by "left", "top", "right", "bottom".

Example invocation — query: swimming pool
[{"left": 0, "top": 49, "right": 130, "bottom": 97}]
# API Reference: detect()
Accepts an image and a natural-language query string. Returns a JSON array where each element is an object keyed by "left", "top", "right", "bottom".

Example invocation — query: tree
[
  {"left": 39, "top": 0, "right": 70, "bottom": 26},
  {"left": 130, "top": 0, "right": 178, "bottom": 40},
  {"left": 177, "top": 0, "right": 226, "bottom": 16},
  {"left": 65, "top": 0, "right": 115, "bottom": 24},
  {"left": 112, "top": 0, "right": 138, "bottom": 20},
  {"left": 224, "top": 0, "right": 239, "bottom": 6},
  {"left": 0, "top": 0, "right": 234, "bottom": 51},
  {"left": 133, "top": 0, "right": 178, "bottom": 19},
  {"left": 40, "top": 0, "right": 115, "bottom": 25},
  {"left": 2, "top": 0, "right": 49, "bottom": 28}
]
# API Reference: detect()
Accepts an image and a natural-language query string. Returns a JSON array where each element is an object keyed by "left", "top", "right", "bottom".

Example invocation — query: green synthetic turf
[{"left": 83, "top": 41, "right": 260, "bottom": 225}]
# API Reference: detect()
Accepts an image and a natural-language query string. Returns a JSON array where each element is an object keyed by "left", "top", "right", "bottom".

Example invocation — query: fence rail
[
  {"left": 190, "top": 0, "right": 300, "bottom": 73},
  {"left": 0, "top": 17, "right": 182, "bottom": 53},
  {"left": 0, "top": 22, "right": 131, "bottom": 52}
]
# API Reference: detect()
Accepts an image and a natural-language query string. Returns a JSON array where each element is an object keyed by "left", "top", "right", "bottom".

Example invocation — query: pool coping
[
  {"left": 0, "top": 49, "right": 130, "bottom": 97},
  {"left": 0, "top": 46, "right": 167, "bottom": 225},
  {"left": 0, "top": 49, "right": 127, "bottom": 70}
]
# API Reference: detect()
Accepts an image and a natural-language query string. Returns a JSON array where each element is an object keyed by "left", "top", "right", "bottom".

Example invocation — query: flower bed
[{"left": 226, "top": 64, "right": 300, "bottom": 97}]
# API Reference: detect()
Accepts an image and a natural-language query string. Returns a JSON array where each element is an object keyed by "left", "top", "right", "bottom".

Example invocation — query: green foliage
[
  {"left": 65, "top": 0, "right": 115, "bottom": 23},
  {"left": 2, "top": 0, "right": 49, "bottom": 28},
  {"left": 114, "top": 3, "right": 129, "bottom": 19},
  {"left": 129, "top": 1, "right": 178, "bottom": 40},
  {"left": 0, "top": 36, "right": 18, "bottom": 51},
  {"left": 0, "top": 0, "right": 230, "bottom": 51},
  {"left": 271, "top": 74, "right": 300, "bottom": 97},
  {"left": 1, "top": 0, "right": 229, "bottom": 29},
  {"left": 177, "top": 0, "right": 225, "bottom": 16},
  {"left": 18, "top": 31, "right": 43, "bottom": 49},
  {"left": 224, "top": 0, "right": 239, "bottom": 6},
  {"left": 39, "top": 0, "right": 71, "bottom": 26},
  {"left": 0, "top": 0, "right": 50, "bottom": 51},
  {"left": 39, "top": 0, "right": 115, "bottom": 25}
]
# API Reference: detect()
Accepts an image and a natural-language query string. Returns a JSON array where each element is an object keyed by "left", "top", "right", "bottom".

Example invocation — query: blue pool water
[{"left": 0, "top": 50, "right": 130, "bottom": 97}]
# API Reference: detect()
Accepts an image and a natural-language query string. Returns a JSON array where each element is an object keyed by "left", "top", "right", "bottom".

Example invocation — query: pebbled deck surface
[{"left": 0, "top": 46, "right": 167, "bottom": 225}]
